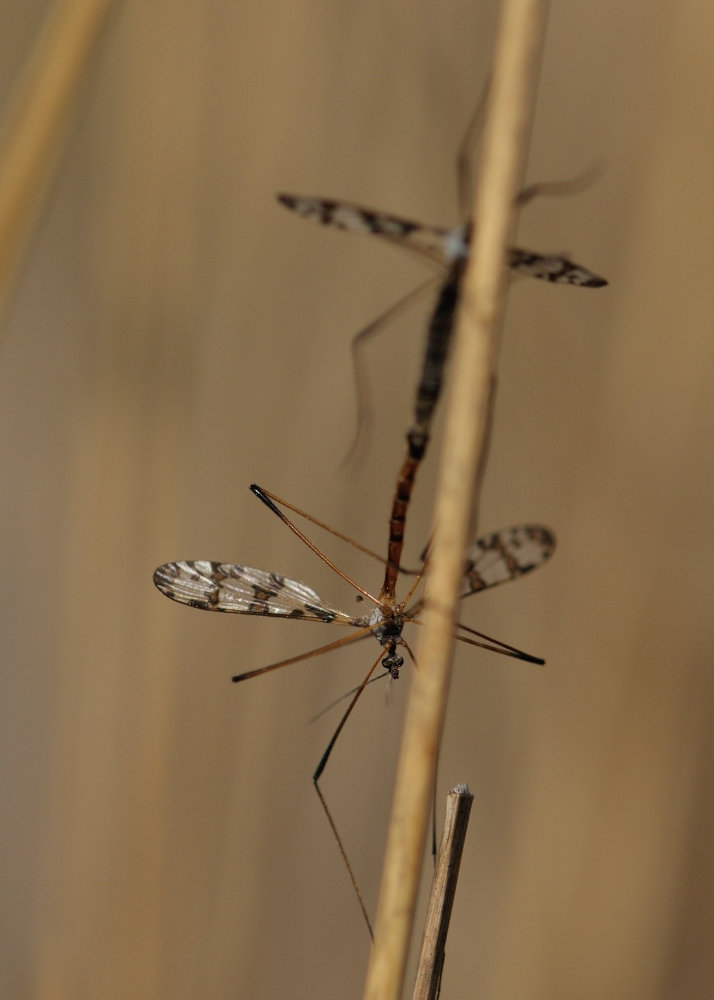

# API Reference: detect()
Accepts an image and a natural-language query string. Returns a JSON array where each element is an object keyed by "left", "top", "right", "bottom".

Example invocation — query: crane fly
[
  {"left": 278, "top": 165, "right": 606, "bottom": 445},
  {"left": 153, "top": 484, "right": 555, "bottom": 933},
  {"left": 278, "top": 190, "right": 607, "bottom": 467},
  {"left": 275, "top": 193, "right": 602, "bottom": 600},
  {"left": 277, "top": 193, "right": 607, "bottom": 287},
  {"left": 278, "top": 131, "right": 606, "bottom": 596}
]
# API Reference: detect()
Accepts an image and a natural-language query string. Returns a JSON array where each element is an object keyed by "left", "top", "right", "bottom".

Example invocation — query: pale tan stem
[{"left": 361, "top": 2, "right": 550, "bottom": 998}]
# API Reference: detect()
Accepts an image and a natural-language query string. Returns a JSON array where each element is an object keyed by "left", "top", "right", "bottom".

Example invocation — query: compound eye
[{"left": 382, "top": 653, "right": 404, "bottom": 679}]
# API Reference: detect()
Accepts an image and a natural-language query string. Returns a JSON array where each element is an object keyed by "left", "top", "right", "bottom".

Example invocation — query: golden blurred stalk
[{"left": 0, "top": 0, "right": 115, "bottom": 311}]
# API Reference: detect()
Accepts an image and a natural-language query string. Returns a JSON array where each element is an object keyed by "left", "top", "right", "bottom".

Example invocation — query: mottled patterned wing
[
  {"left": 153, "top": 561, "right": 360, "bottom": 625},
  {"left": 460, "top": 526, "right": 556, "bottom": 597},
  {"left": 508, "top": 248, "right": 607, "bottom": 287},
  {"left": 278, "top": 194, "right": 607, "bottom": 287},
  {"left": 277, "top": 194, "right": 452, "bottom": 264}
]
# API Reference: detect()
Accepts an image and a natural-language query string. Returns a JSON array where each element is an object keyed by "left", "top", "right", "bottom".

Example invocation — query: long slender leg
[
  {"left": 344, "top": 274, "right": 443, "bottom": 467},
  {"left": 231, "top": 628, "right": 372, "bottom": 683},
  {"left": 453, "top": 622, "right": 544, "bottom": 664},
  {"left": 307, "top": 670, "right": 389, "bottom": 726},
  {"left": 313, "top": 648, "right": 385, "bottom": 938},
  {"left": 455, "top": 75, "right": 491, "bottom": 218},
  {"left": 249, "top": 485, "right": 380, "bottom": 605},
  {"left": 253, "top": 483, "right": 422, "bottom": 577},
  {"left": 517, "top": 163, "right": 602, "bottom": 206}
]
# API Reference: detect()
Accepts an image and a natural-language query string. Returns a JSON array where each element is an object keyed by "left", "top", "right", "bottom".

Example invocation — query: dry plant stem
[
  {"left": 412, "top": 785, "right": 474, "bottom": 1000},
  {"left": 361, "top": 2, "right": 550, "bottom": 999},
  {"left": 0, "top": 0, "right": 115, "bottom": 311}
]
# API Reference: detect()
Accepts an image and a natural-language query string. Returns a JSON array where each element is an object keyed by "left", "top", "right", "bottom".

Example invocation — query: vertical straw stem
[
  {"left": 361, "top": 2, "right": 550, "bottom": 998},
  {"left": 0, "top": 0, "right": 115, "bottom": 311},
  {"left": 412, "top": 784, "right": 474, "bottom": 1000}
]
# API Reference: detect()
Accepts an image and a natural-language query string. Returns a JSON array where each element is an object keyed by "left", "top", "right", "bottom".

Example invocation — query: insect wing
[
  {"left": 508, "top": 248, "right": 607, "bottom": 287},
  {"left": 153, "top": 561, "right": 359, "bottom": 624},
  {"left": 460, "top": 526, "right": 556, "bottom": 597},
  {"left": 277, "top": 194, "right": 451, "bottom": 265}
]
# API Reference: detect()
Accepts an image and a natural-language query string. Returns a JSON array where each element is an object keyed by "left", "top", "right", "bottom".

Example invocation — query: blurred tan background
[{"left": 1, "top": 1, "right": 712, "bottom": 998}]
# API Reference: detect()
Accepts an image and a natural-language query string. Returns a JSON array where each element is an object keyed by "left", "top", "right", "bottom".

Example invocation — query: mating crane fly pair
[
  {"left": 154, "top": 191, "right": 605, "bottom": 672},
  {"left": 274, "top": 182, "right": 605, "bottom": 607},
  {"left": 153, "top": 168, "right": 606, "bottom": 932}
]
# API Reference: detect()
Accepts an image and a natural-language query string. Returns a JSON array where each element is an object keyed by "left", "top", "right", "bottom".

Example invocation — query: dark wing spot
[{"left": 304, "top": 603, "right": 336, "bottom": 623}]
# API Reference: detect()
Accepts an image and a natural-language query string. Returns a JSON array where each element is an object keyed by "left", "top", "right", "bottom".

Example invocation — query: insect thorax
[
  {"left": 367, "top": 606, "right": 406, "bottom": 678},
  {"left": 443, "top": 224, "right": 470, "bottom": 263}
]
